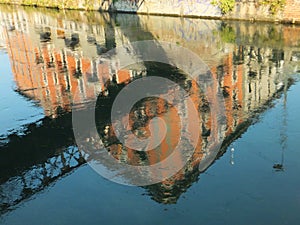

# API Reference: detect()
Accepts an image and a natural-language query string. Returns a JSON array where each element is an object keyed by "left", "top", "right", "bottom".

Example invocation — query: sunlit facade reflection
[{"left": 0, "top": 6, "right": 299, "bottom": 209}]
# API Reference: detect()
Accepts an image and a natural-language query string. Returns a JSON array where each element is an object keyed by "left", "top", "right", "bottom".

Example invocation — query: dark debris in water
[{"left": 273, "top": 164, "right": 284, "bottom": 171}]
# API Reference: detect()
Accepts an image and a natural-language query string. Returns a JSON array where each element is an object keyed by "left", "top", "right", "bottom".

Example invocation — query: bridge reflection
[{"left": 0, "top": 5, "right": 299, "bottom": 210}]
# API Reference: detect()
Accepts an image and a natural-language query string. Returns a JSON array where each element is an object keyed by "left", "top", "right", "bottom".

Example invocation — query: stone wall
[
  {"left": 102, "top": 0, "right": 300, "bottom": 23},
  {"left": 0, "top": 0, "right": 103, "bottom": 10},
  {"left": 225, "top": 1, "right": 271, "bottom": 21},
  {"left": 0, "top": 0, "right": 300, "bottom": 23},
  {"left": 112, "top": 0, "right": 222, "bottom": 17},
  {"left": 283, "top": 0, "right": 300, "bottom": 23}
]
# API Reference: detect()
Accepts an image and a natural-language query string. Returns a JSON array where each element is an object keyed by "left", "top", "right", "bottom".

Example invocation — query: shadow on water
[{"left": 0, "top": 4, "right": 300, "bottom": 213}]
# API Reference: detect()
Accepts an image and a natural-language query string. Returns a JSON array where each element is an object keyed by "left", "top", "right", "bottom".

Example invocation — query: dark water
[{"left": 0, "top": 5, "right": 300, "bottom": 225}]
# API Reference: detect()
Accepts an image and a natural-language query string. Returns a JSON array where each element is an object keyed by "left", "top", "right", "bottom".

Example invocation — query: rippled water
[{"left": 0, "top": 5, "right": 300, "bottom": 225}]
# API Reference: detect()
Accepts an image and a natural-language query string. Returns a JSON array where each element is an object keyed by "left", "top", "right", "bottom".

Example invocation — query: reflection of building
[
  {"left": 1, "top": 23, "right": 143, "bottom": 118},
  {"left": 5, "top": 28, "right": 139, "bottom": 117},
  {"left": 100, "top": 47, "right": 289, "bottom": 203},
  {"left": 0, "top": 6, "right": 297, "bottom": 209},
  {"left": 0, "top": 8, "right": 147, "bottom": 117},
  {"left": 0, "top": 25, "right": 6, "bottom": 49}
]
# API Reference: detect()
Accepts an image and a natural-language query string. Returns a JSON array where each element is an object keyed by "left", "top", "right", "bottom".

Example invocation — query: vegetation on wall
[
  {"left": 0, "top": 0, "right": 99, "bottom": 10},
  {"left": 211, "top": 0, "right": 235, "bottom": 14},
  {"left": 260, "top": 0, "right": 286, "bottom": 14},
  {"left": 212, "top": 0, "right": 286, "bottom": 15},
  {"left": 219, "top": 23, "right": 236, "bottom": 43}
]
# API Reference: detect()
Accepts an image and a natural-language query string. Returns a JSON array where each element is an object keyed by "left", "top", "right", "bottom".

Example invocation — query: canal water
[{"left": 0, "top": 5, "right": 300, "bottom": 225}]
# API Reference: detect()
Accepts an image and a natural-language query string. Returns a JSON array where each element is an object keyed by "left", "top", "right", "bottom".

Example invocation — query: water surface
[{"left": 0, "top": 5, "right": 300, "bottom": 225}]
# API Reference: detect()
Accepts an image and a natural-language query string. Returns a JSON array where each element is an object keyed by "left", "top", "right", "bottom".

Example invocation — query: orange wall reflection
[{"left": 1, "top": 9, "right": 292, "bottom": 203}]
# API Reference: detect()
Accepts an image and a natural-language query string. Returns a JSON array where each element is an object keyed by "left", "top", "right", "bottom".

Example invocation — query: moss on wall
[{"left": 0, "top": 0, "right": 102, "bottom": 10}]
